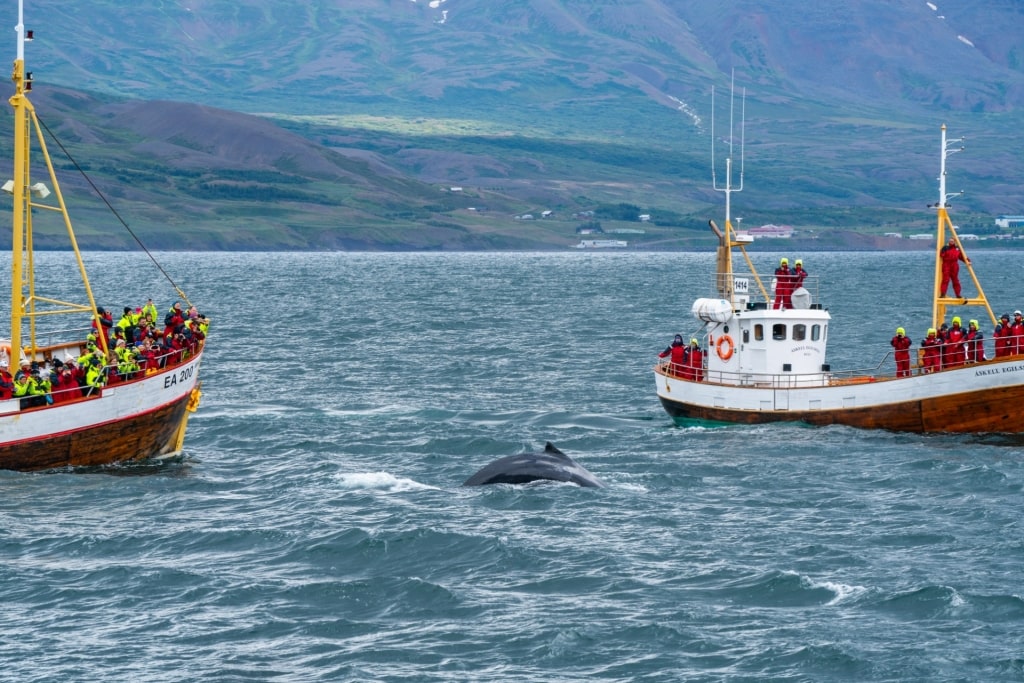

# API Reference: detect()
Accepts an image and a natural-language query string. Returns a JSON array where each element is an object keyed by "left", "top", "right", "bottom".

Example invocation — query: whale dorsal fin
[{"left": 544, "top": 442, "right": 568, "bottom": 458}]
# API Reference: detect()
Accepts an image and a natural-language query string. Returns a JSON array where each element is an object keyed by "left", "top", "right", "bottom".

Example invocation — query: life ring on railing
[{"left": 715, "top": 335, "right": 735, "bottom": 361}]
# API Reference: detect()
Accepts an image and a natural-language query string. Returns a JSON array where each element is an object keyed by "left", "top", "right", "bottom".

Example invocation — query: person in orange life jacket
[
  {"left": 659, "top": 334, "right": 688, "bottom": 377},
  {"left": 890, "top": 327, "right": 913, "bottom": 377},
  {"left": 939, "top": 237, "right": 970, "bottom": 298},
  {"left": 792, "top": 259, "right": 808, "bottom": 289},
  {"left": 687, "top": 338, "right": 705, "bottom": 382},
  {"left": 1010, "top": 310, "right": 1024, "bottom": 356},
  {"left": 965, "top": 319, "right": 985, "bottom": 363},
  {"left": 773, "top": 258, "right": 794, "bottom": 310},
  {"left": 993, "top": 313, "right": 1013, "bottom": 358},
  {"left": 944, "top": 316, "right": 967, "bottom": 368},
  {"left": 921, "top": 328, "right": 942, "bottom": 373}
]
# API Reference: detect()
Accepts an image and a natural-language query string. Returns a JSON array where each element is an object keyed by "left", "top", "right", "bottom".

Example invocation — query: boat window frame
[
  {"left": 792, "top": 324, "right": 807, "bottom": 342},
  {"left": 754, "top": 324, "right": 764, "bottom": 342},
  {"left": 772, "top": 323, "right": 787, "bottom": 341}
]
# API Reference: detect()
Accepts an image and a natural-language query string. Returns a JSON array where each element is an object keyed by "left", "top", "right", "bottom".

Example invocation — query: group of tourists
[
  {"left": 890, "top": 310, "right": 1024, "bottom": 376},
  {"left": 658, "top": 334, "right": 705, "bottom": 382},
  {"left": 0, "top": 299, "right": 209, "bottom": 409},
  {"left": 772, "top": 257, "right": 809, "bottom": 310},
  {"left": 893, "top": 317, "right": 984, "bottom": 376}
]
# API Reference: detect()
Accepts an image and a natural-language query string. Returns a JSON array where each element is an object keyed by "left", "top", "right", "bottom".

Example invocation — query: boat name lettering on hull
[
  {"left": 164, "top": 365, "right": 195, "bottom": 389},
  {"left": 974, "top": 364, "right": 1024, "bottom": 377}
]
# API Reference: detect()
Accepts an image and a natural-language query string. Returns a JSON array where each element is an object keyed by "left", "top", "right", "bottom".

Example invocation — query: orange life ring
[{"left": 715, "top": 335, "right": 734, "bottom": 361}]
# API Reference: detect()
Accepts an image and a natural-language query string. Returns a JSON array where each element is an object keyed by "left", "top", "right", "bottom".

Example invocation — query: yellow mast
[
  {"left": 8, "top": 3, "right": 107, "bottom": 366},
  {"left": 930, "top": 125, "right": 995, "bottom": 330}
]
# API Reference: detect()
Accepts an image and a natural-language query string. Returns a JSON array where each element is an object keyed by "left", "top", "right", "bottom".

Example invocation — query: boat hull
[
  {"left": 656, "top": 358, "right": 1024, "bottom": 434},
  {"left": 0, "top": 349, "right": 204, "bottom": 471}
]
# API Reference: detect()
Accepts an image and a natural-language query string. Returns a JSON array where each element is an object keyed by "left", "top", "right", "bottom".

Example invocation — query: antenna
[{"left": 711, "top": 70, "right": 745, "bottom": 224}]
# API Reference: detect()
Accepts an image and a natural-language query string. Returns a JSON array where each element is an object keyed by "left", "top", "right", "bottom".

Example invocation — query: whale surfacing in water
[{"left": 462, "top": 442, "right": 606, "bottom": 488}]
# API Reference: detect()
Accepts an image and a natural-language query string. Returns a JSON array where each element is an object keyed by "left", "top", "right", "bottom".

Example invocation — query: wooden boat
[
  {"left": 0, "top": 3, "right": 206, "bottom": 470},
  {"left": 655, "top": 118, "right": 1024, "bottom": 434}
]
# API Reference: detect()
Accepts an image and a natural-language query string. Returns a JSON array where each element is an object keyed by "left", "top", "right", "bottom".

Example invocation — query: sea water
[{"left": 2, "top": 250, "right": 1023, "bottom": 682}]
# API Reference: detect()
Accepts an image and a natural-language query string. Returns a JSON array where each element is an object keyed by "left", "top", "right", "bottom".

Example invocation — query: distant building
[
  {"left": 574, "top": 239, "right": 627, "bottom": 249},
  {"left": 960, "top": 234, "right": 979, "bottom": 240},
  {"left": 884, "top": 232, "right": 902, "bottom": 238},
  {"left": 449, "top": 186, "right": 463, "bottom": 192},
  {"left": 995, "top": 215, "right": 1024, "bottom": 229},
  {"left": 515, "top": 214, "right": 534, "bottom": 221},
  {"left": 541, "top": 210, "right": 553, "bottom": 218},
  {"left": 909, "top": 234, "right": 933, "bottom": 240},
  {"left": 747, "top": 224, "right": 793, "bottom": 239},
  {"left": 638, "top": 214, "right": 651, "bottom": 222}
]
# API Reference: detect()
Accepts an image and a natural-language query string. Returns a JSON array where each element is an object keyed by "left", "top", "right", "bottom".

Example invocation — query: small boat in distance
[
  {"left": 655, "top": 108, "right": 1024, "bottom": 433},
  {"left": 0, "top": 2, "right": 207, "bottom": 470}
]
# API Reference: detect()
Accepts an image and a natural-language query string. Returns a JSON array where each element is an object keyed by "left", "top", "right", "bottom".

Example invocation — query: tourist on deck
[
  {"left": 994, "top": 313, "right": 1013, "bottom": 358},
  {"left": 773, "top": 258, "right": 794, "bottom": 310},
  {"left": 937, "top": 323, "right": 950, "bottom": 369},
  {"left": 1011, "top": 311, "right": 1024, "bottom": 356},
  {"left": 891, "top": 327, "right": 913, "bottom": 377},
  {"left": 163, "top": 302, "right": 185, "bottom": 339},
  {"left": 792, "top": 259, "right": 809, "bottom": 289},
  {"left": 0, "top": 360, "right": 13, "bottom": 400},
  {"left": 142, "top": 299, "right": 159, "bottom": 326},
  {"left": 965, "top": 320, "right": 985, "bottom": 363},
  {"left": 921, "top": 328, "right": 942, "bottom": 373},
  {"left": 939, "top": 237, "right": 969, "bottom": 299},
  {"left": 944, "top": 317, "right": 967, "bottom": 368},
  {"left": 659, "top": 334, "right": 687, "bottom": 378},
  {"left": 116, "top": 307, "right": 139, "bottom": 345},
  {"left": 686, "top": 338, "right": 705, "bottom": 382}
]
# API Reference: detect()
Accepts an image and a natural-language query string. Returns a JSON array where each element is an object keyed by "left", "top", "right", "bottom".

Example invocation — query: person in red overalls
[
  {"left": 659, "top": 334, "right": 687, "bottom": 378},
  {"left": 965, "top": 319, "right": 985, "bottom": 363},
  {"left": 0, "top": 361, "right": 13, "bottom": 399},
  {"left": 773, "top": 258, "right": 794, "bottom": 310},
  {"left": 792, "top": 259, "right": 809, "bottom": 289},
  {"left": 1010, "top": 310, "right": 1024, "bottom": 356},
  {"left": 687, "top": 338, "right": 704, "bottom": 382},
  {"left": 921, "top": 328, "right": 942, "bottom": 373},
  {"left": 994, "top": 313, "right": 1013, "bottom": 358},
  {"left": 944, "top": 317, "right": 967, "bottom": 368},
  {"left": 890, "top": 327, "right": 913, "bottom": 377},
  {"left": 939, "top": 237, "right": 969, "bottom": 298}
]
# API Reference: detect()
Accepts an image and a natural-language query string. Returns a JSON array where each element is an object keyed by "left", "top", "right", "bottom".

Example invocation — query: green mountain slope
[{"left": 2, "top": 0, "right": 1021, "bottom": 249}]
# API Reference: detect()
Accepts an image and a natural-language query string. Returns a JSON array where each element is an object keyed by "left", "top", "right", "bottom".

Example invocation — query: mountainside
[{"left": 3, "top": 0, "right": 1023, "bottom": 249}]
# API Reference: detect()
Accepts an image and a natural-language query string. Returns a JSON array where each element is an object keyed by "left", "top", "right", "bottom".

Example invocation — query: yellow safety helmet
[
  {"left": 928, "top": 328, "right": 937, "bottom": 335},
  {"left": 896, "top": 327, "right": 905, "bottom": 336},
  {"left": 795, "top": 259, "right": 803, "bottom": 266},
  {"left": 970, "top": 319, "right": 979, "bottom": 328},
  {"left": 780, "top": 257, "right": 788, "bottom": 265},
  {"left": 952, "top": 316, "right": 961, "bottom": 325},
  {"left": 690, "top": 338, "right": 698, "bottom": 345}
]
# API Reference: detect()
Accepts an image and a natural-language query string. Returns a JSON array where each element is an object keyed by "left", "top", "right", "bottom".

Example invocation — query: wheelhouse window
[
  {"left": 793, "top": 324, "right": 807, "bottom": 341},
  {"left": 754, "top": 324, "right": 764, "bottom": 341},
  {"left": 772, "top": 323, "right": 786, "bottom": 340},
  {"left": 811, "top": 324, "right": 822, "bottom": 341}
]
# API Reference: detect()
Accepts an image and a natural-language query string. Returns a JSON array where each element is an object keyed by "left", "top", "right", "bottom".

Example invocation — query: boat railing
[
  {"left": 656, "top": 335, "right": 1008, "bottom": 388},
  {"left": 715, "top": 271, "right": 822, "bottom": 310}
]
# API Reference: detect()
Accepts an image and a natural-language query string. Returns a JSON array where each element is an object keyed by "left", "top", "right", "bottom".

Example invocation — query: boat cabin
[{"left": 693, "top": 274, "right": 832, "bottom": 387}]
